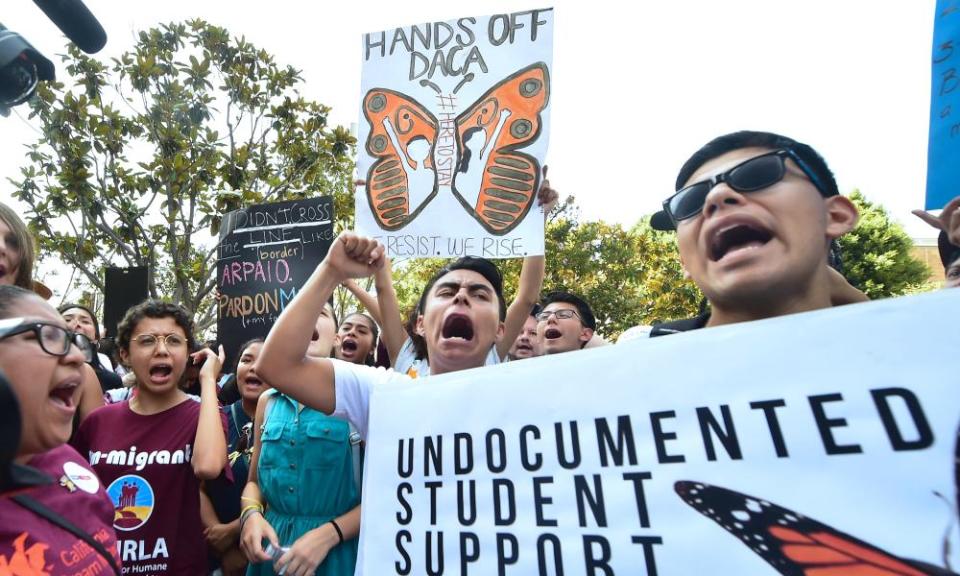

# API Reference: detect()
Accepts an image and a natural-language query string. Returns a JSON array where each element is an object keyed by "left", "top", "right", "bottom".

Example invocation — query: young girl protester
[
  {"left": 239, "top": 304, "right": 361, "bottom": 576},
  {"left": 202, "top": 338, "right": 270, "bottom": 576},
  {"left": 333, "top": 311, "right": 379, "bottom": 366},
  {"left": 0, "top": 285, "right": 122, "bottom": 575},
  {"left": 72, "top": 300, "right": 229, "bottom": 575}
]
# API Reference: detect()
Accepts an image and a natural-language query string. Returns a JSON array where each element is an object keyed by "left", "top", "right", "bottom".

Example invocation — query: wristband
[
  {"left": 329, "top": 519, "right": 344, "bottom": 544},
  {"left": 239, "top": 507, "right": 263, "bottom": 534}
]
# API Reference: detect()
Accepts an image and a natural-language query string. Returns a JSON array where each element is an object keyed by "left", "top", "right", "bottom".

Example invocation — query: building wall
[{"left": 911, "top": 241, "right": 945, "bottom": 284}]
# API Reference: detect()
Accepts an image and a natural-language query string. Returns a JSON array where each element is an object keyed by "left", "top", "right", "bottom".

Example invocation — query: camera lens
[{"left": 0, "top": 54, "right": 39, "bottom": 106}]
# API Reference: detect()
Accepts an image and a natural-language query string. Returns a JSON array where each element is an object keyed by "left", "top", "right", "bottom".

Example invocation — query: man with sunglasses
[
  {"left": 649, "top": 131, "right": 859, "bottom": 333},
  {"left": 536, "top": 291, "right": 597, "bottom": 354}
]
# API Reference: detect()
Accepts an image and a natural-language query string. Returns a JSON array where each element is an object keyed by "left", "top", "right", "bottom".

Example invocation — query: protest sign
[
  {"left": 359, "top": 290, "right": 960, "bottom": 574},
  {"left": 356, "top": 8, "right": 554, "bottom": 259},
  {"left": 926, "top": 0, "right": 960, "bottom": 209},
  {"left": 216, "top": 197, "right": 333, "bottom": 364}
]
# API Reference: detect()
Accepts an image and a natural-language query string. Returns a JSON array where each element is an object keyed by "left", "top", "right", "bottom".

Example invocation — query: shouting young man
[{"left": 649, "top": 131, "right": 860, "bottom": 333}]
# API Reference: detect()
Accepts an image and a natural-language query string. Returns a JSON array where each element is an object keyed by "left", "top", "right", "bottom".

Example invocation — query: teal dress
[{"left": 248, "top": 391, "right": 359, "bottom": 576}]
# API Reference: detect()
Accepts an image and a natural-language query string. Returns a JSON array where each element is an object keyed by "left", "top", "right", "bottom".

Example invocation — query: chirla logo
[{"left": 106, "top": 475, "right": 154, "bottom": 531}]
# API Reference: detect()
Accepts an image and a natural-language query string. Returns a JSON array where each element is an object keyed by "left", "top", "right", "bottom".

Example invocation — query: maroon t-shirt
[
  {"left": 72, "top": 399, "right": 230, "bottom": 576},
  {"left": 0, "top": 444, "right": 121, "bottom": 575}
]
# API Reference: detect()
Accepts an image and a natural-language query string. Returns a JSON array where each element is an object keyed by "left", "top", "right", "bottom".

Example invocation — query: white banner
[
  {"left": 360, "top": 290, "right": 960, "bottom": 575},
  {"left": 356, "top": 8, "right": 554, "bottom": 259}
]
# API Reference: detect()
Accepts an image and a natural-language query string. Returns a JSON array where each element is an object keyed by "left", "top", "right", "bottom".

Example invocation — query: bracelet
[
  {"left": 240, "top": 504, "right": 264, "bottom": 518},
  {"left": 328, "top": 519, "right": 344, "bottom": 544},
  {"left": 239, "top": 507, "right": 263, "bottom": 534}
]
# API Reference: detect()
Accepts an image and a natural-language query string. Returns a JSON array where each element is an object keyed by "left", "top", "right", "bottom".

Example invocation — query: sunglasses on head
[{"left": 661, "top": 149, "right": 828, "bottom": 227}]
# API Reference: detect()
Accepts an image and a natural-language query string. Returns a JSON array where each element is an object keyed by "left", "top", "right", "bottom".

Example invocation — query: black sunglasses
[
  {"left": 0, "top": 318, "right": 95, "bottom": 363},
  {"left": 661, "top": 149, "right": 828, "bottom": 226}
]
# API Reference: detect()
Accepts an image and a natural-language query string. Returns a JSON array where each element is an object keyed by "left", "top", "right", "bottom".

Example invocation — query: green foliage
[
  {"left": 839, "top": 190, "right": 931, "bottom": 298},
  {"left": 11, "top": 20, "right": 356, "bottom": 330}
]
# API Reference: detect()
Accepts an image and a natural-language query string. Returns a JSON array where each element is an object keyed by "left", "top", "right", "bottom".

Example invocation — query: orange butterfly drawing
[
  {"left": 675, "top": 480, "right": 957, "bottom": 576},
  {"left": 362, "top": 62, "right": 550, "bottom": 234}
]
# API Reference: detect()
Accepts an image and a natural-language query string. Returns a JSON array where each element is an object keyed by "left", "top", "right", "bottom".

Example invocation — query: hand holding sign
[
  {"left": 537, "top": 165, "right": 559, "bottom": 220},
  {"left": 324, "top": 232, "right": 386, "bottom": 283}
]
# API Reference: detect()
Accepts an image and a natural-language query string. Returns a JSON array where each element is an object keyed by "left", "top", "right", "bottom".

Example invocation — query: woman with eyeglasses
[
  {"left": 0, "top": 285, "right": 122, "bottom": 574},
  {"left": 0, "top": 203, "right": 105, "bottom": 429},
  {"left": 72, "top": 299, "right": 229, "bottom": 575},
  {"left": 202, "top": 338, "right": 269, "bottom": 576}
]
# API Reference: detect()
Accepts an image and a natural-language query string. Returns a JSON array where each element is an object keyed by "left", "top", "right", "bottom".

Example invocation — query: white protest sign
[
  {"left": 356, "top": 9, "right": 554, "bottom": 260},
  {"left": 360, "top": 290, "right": 960, "bottom": 575}
]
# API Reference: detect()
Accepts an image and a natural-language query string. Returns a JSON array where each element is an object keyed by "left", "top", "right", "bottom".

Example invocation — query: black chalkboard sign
[{"left": 216, "top": 197, "right": 334, "bottom": 369}]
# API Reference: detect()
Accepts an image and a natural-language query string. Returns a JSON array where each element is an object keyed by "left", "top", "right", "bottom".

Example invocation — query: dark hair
[
  {"left": 529, "top": 303, "right": 542, "bottom": 318},
  {"left": 232, "top": 338, "right": 265, "bottom": 375},
  {"left": 417, "top": 256, "right": 507, "bottom": 321},
  {"left": 940, "top": 231, "right": 960, "bottom": 268},
  {"left": 651, "top": 131, "right": 840, "bottom": 232},
  {"left": 405, "top": 305, "right": 428, "bottom": 360},
  {"left": 58, "top": 303, "right": 100, "bottom": 340},
  {"left": 0, "top": 203, "right": 35, "bottom": 290},
  {"left": 0, "top": 285, "right": 41, "bottom": 319},
  {"left": 116, "top": 299, "right": 196, "bottom": 352},
  {"left": 676, "top": 130, "right": 839, "bottom": 198},
  {"left": 541, "top": 291, "right": 596, "bottom": 331},
  {"left": 341, "top": 312, "right": 380, "bottom": 342}
]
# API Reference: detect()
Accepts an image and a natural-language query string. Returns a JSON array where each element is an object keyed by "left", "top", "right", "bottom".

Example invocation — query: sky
[{"left": 0, "top": 0, "right": 942, "bottom": 293}]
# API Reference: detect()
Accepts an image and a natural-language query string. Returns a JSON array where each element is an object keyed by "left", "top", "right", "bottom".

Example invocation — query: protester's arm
[
  {"left": 239, "top": 393, "right": 279, "bottom": 563},
  {"left": 827, "top": 267, "right": 869, "bottom": 306},
  {"left": 342, "top": 270, "right": 405, "bottom": 366},
  {"left": 77, "top": 364, "right": 103, "bottom": 422},
  {"left": 341, "top": 279, "right": 382, "bottom": 325},
  {"left": 372, "top": 259, "right": 406, "bottom": 366},
  {"left": 497, "top": 255, "right": 544, "bottom": 360},
  {"left": 191, "top": 346, "right": 228, "bottom": 479},
  {"left": 202, "top": 483, "right": 241, "bottom": 554},
  {"left": 275, "top": 505, "right": 361, "bottom": 576},
  {"left": 913, "top": 195, "right": 960, "bottom": 247},
  {"left": 496, "top": 175, "right": 557, "bottom": 359},
  {"left": 255, "top": 233, "right": 385, "bottom": 414}
]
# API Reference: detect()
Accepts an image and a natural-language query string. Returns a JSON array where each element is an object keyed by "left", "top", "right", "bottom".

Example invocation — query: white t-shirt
[
  {"left": 332, "top": 359, "right": 413, "bottom": 441},
  {"left": 393, "top": 336, "right": 500, "bottom": 378},
  {"left": 97, "top": 352, "right": 114, "bottom": 371}
]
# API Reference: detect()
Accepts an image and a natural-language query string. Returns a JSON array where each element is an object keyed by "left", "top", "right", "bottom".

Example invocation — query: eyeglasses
[
  {"left": 536, "top": 309, "right": 581, "bottom": 323},
  {"left": 132, "top": 333, "right": 187, "bottom": 349},
  {"left": 0, "top": 318, "right": 95, "bottom": 362},
  {"left": 661, "top": 149, "right": 828, "bottom": 226}
]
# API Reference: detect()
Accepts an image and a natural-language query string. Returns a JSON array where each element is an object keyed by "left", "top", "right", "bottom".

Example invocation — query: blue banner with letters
[{"left": 927, "top": 0, "right": 960, "bottom": 209}]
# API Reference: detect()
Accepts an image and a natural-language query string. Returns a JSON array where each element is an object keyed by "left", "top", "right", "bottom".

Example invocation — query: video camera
[{"left": 0, "top": 0, "right": 106, "bottom": 116}]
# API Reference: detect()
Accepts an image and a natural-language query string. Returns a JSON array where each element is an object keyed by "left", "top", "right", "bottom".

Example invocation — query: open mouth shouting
[
  {"left": 441, "top": 313, "right": 475, "bottom": 343},
  {"left": 707, "top": 217, "right": 774, "bottom": 264},
  {"left": 243, "top": 375, "right": 264, "bottom": 391},
  {"left": 543, "top": 327, "right": 563, "bottom": 340},
  {"left": 49, "top": 379, "right": 80, "bottom": 415},
  {"left": 338, "top": 337, "right": 362, "bottom": 361},
  {"left": 514, "top": 341, "right": 534, "bottom": 354},
  {"left": 148, "top": 362, "right": 175, "bottom": 385}
]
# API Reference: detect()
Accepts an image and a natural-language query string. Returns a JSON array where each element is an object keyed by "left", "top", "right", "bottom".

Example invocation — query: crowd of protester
[{"left": 0, "top": 130, "right": 957, "bottom": 575}]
